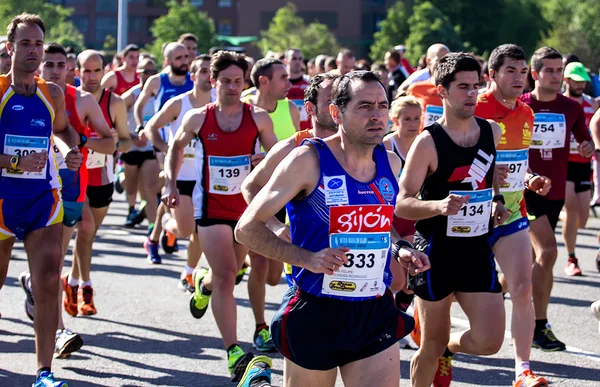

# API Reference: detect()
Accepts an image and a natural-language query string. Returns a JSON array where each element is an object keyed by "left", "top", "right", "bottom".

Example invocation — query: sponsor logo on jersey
[
  {"left": 213, "top": 184, "right": 228, "bottom": 192},
  {"left": 330, "top": 204, "right": 393, "bottom": 233},
  {"left": 207, "top": 133, "right": 218, "bottom": 141},
  {"left": 12, "top": 105, "right": 24, "bottom": 111},
  {"left": 452, "top": 226, "right": 471, "bottom": 233},
  {"left": 329, "top": 281, "right": 356, "bottom": 292},
  {"left": 30, "top": 119, "right": 46, "bottom": 128},
  {"left": 378, "top": 177, "right": 396, "bottom": 202},
  {"left": 449, "top": 149, "right": 494, "bottom": 190}
]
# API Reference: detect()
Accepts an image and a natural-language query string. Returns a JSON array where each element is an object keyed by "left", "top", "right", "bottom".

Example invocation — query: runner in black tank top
[{"left": 394, "top": 53, "right": 508, "bottom": 386}]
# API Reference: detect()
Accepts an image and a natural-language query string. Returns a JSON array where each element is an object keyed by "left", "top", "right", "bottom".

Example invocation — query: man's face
[
  {"left": 183, "top": 40, "right": 197, "bottom": 65},
  {"left": 213, "top": 65, "right": 245, "bottom": 106},
  {"left": 427, "top": 48, "right": 449, "bottom": 73},
  {"left": 66, "top": 57, "right": 77, "bottom": 85},
  {"left": 439, "top": 71, "right": 480, "bottom": 119},
  {"left": 40, "top": 52, "right": 67, "bottom": 86},
  {"left": 337, "top": 54, "right": 355, "bottom": 75},
  {"left": 313, "top": 79, "right": 336, "bottom": 131},
  {"left": 286, "top": 49, "right": 303, "bottom": 74},
  {"left": 0, "top": 43, "right": 11, "bottom": 74},
  {"left": 565, "top": 78, "right": 586, "bottom": 97},
  {"left": 137, "top": 61, "right": 157, "bottom": 85},
  {"left": 334, "top": 80, "right": 389, "bottom": 145},
  {"left": 8, "top": 22, "right": 44, "bottom": 74},
  {"left": 193, "top": 60, "right": 212, "bottom": 92},
  {"left": 123, "top": 50, "right": 140, "bottom": 70},
  {"left": 169, "top": 46, "right": 189, "bottom": 76},
  {"left": 78, "top": 55, "right": 104, "bottom": 93},
  {"left": 533, "top": 58, "right": 563, "bottom": 93},
  {"left": 493, "top": 58, "right": 528, "bottom": 99},
  {"left": 266, "top": 64, "right": 290, "bottom": 100},
  {"left": 384, "top": 52, "right": 398, "bottom": 73}
]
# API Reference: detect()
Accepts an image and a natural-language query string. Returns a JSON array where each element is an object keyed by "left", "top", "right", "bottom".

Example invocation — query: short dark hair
[
  {"left": 386, "top": 50, "right": 401, "bottom": 64},
  {"left": 44, "top": 42, "right": 66, "bottom": 58},
  {"left": 251, "top": 58, "right": 284, "bottom": 89},
  {"left": 66, "top": 53, "right": 77, "bottom": 61},
  {"left": 488, "top": 44, "right": 526, "bottom": 73},
  {"left": 563, "top": 53, "right": 580, "bottom": 67},
  {"left": 121, "top": 44, "right": 139, "bottom": 59},
  {"left": 7, "top": 13, "right": 45, "bottom": 44},
  {"left": 178, "top": 33, "right": 198, "bottom": 44},
  {"left": 332, "top": 71, "right": 385, "bottom": 111},
  {"left": 434, "top": 52, "right": 481, "bottom": 89},
  {"left": 338, "top": 48, "right": 355, "bottom": 59},
  {"left": 190, "top": 54, "right": 211, "bottom": 74},
  {"left": 211, "top": 50, "right": 248, "bottom": 79},
  {"left": 304, "top": 72, "right": 340, "bottom": 105},
  {"left": 371, "top": 62, "right": 387, "bottom": 73},
  {"left": 325, "top": 56, "right": 337, "bottom": 69},
  {"left": 285, "top": 48, "right": 301, "bottom": 59},
  {"left": 531, "top": 46, "right": 562, "bottom": 73}
]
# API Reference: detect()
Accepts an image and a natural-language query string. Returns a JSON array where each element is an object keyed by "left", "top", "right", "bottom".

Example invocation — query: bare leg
[
  {"left": 530, "top": 216, "right": 558, "bottom": 320},
  {"left": 284, "top": 359, "right": 337, "bottom": 387},
  {"left": 340, "top": 344, "right": 400, "bottom": 387}
]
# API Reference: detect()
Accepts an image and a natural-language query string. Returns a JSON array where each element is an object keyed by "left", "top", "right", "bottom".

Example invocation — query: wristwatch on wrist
[
  {"left": 135, "top": 124, "right": 144, "bottom": 134},
  {"left": 492, "top": 194, "right": 505, "bottom": 205},
  {"left": 9, "top": 155, "right": 19, "bottom": 169},
  {"left": 79, "top": 133, "right": 88, "bottom": 148},
  {"left": 524, "top": 172, "right": 539, "bottom": 189},
  {"left": 391, "top": 239, "right": 415, "bottom": 263}
]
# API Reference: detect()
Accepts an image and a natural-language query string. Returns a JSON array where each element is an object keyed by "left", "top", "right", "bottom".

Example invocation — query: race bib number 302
[
  {"left": 531, "top": 113, "right": 566, "bottom": 149},
  {"left": 208, "top": 155, "right": 251, "bottom": 195},
  {"left": 447, "top": 188, "right": 493, "bottom": 237},
  {"left": 424, "top": 105, "right": 443, "bottom": 128},
  {"left": 2, "top": 135, "right": 48, "bottom": 179}
]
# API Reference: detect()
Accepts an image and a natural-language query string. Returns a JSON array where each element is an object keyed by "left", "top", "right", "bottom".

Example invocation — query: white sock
[
  {"left": 516, "top": 361, "right": 530, "bottom": 379},
  {"left": 184, "top": 264, "right": 194, "bottom": 275},
  {"left": 81, "top": 280, "right": 93, "bottom": 287},
  {"left": 68, "top": 275, "right": 80, "bottom": 287}
]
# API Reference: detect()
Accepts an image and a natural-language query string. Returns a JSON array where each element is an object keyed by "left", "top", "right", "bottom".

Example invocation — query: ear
[
  {"left": 258, "top": 74, "right": 268, "bottom": 88},
  {"left": 436, "top": 84, "right": 448, "bottom": 99},
  {"left": 210, "top": 76, "right": 216, "bottom": 88},
  {"left": 75, "top": 68, "right": 81, "bottom": 77},
  {"left": 391, "top": 116, "right": 399, "bottom": 126},
  {"left": 329, "top": 103, "right": 343, "bottom": 125},
  {"left": 305, "top": 101, "right": 316, "bottom": 117},
  {"left": 6, "top": 42, "right": 14, "bottom": 55},
  {"left": 531, "top": 69, "right": 539, "bottom": 81}
]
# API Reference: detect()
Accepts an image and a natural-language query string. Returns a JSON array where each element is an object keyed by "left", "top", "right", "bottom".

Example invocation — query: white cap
[{"left": 394, "top": 44, "right": 406, "bottom": 52}]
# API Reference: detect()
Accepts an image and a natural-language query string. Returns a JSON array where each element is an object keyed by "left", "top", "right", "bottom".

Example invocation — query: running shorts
[
  {"left": 196, "top": 218, "right": 238, "bottom": 233},
  {"left": 87, "top": 183, "right": 114, "bottom": 209},
  {"left": 0, "top": 189, "right": 63, "bottom": 240},
  {"left": 62, "top": 201, "right": 84, "bottom": 227},
  {"left": 524, "top": 190, "right": 565, "bottom": 232},
  {"left": 489, "top": 216, "right": 529, "bottom": 247},
  {"left": 120, "top": 150, "right": 156, "bottom": 168},
  {"left": 393, "top": 216, "right": 416, "bottom": 238},
  {"left": 566, "top": 161, "right": 592, "bottom": 193},
  {"left": 176, "top": 180, "right": 196, "bottom": 198}
]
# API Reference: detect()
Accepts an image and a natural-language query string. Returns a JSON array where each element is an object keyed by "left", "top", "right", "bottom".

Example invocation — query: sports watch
[
  {"left": 79, "top": 133, "right": 88, "bottom": 148},
  {"left": 9, "top": 155, "right": 19, "bottom": 169},
  {"left": 492, "top": 194, "right": 505, "bottom": 205}
]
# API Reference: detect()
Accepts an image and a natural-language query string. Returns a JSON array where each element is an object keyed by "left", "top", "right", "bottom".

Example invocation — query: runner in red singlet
[
  {"left": 101, "top": 44, "right": 140, "bottom": 95},
  {"left": 284, "top": 48, "right": 311, "bottom": 129}
]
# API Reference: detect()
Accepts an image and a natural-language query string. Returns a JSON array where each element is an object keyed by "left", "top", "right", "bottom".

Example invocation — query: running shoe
[
  {"left": 54, "top": 329, "right": 83, "bottom": 359},
  {"left": 114, "top": 168, "right": 124, "bottom": 194},
  {"left": 228, "top": 346, "right": 254, "bottom": 383},
  {"left": 190, "top": 268, "right": 210, "bottom": 319},
  {"left": 591, "top": 300, "right": 600, "bottom": 334},
  {"left": 410, "top": 303, "right": 421, "bottom": 349},
  {"left": 62, "top": 274, "right": 79, "bottom": 317},
  {"left": 513, "top": 370, "right": 548, "bottom": 387},
  {"left": 178, "top": 273, "right": 195, "bottom": 294},
  {"left": 236, "top": 355, "right": 272, "bottom": 387},
  {"left": 134, "top": 201, "right": 147, "bottom": 225},
  {"left": 432, "top": 355, "right": 452, "bottom": 387},
  {"left": 32, "top": 371, "right": 68, "bottom": 387},
  {"left": 160, "top": 229, "right": 177, "bottom": 255},
  {"left": 235, "top": 264, "right": 248, "bottom": 285},
  {"left": 78, "top": 286, "right": 97, "bottom": 316},
  {"left": 532, "top": 323, "right": 566, "bottom": 351},
  {"left": 144, "top": 238, "right": 162, "bottom": 264},
  {"left": 595, "top": 250, "right": 600, "bottom": 273},
  {"left": 564, "top": 257, "right": 582, "bottom": 276},
  {"left": 253, "top": 327, "right": 276, "bottom": 352},
  {"left": 124, "top": 208, "right": 139, "bottom": 228},
  {"left": 19, "top": 271, "right": 35, "bottom": 321}
]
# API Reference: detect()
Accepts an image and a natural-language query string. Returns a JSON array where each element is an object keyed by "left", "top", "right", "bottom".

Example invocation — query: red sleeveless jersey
[
  {"left": 64, "top": 85, "right": 89, "bottom": 201},
  {"left": 113, "top": 70, "right": 139, "bottom": 96},
  {"left": 194, "top": 103, "right": 260, "bottom": 220},
  {"left": 87, "top": 89, "right": 115, "bottom": 186},
  {"left": 569, "top": 95, "right": 596, "bottom": 163},
  {"left": 288, "top": 75, "right": 311, "bottom": 130}
]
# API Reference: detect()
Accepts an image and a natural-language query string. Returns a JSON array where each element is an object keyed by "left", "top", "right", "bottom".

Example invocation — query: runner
[
  {"left": 284, "top": 48, "right": 311, "bottom": 129},
  {"left": 145, "top": 55, "right": 212, "bottom": 280},
  {"left": 242, "top": 70, "right": 338, "bottom": 352},
  {"left": 0, "top": 40, "right": 12, "bottom": 75},
  {"left": 0, "top": 13, "right": 83, "bottom": 386},
  {"left": 177, "top": 33, "right": 198, "bottom": 67},
  {"left": 118, "top": 57, "right": 159, "bottom": 228},
  {"left": 591, "top": 108, "right": 600, "bottom": 272},
  {"left": 64, "top": 49, "right": 131, "bottom": 317},
  {"left": 406, "top": 74, "right": 443, "bottom": 132},
  {"left": 562, "top": 61, "right": 599, "bottom": 276},
  {"left": 66, "top": 53, "right": 79, "bottom": 87},
  {"left": 396, "top": 53, "right": 508, "bottom": 387},
  {"left": 336, "top": 49, "right": 355, "bottom": 75},
  {"left": 520, "top": 47, "right": 594, "bottom": 351},
  {"left": 101, "top": 44, "right": 140, "bottom": 95},
  {"left": 398, "top": 43, "right": 449, "bottom": 94},
  {"left": 385, "top": 49, "right": 409, "bottom": 101},
  {"left": 235, "top": 70, "right": 421, "bottom": 387},
  {"left": 475, "top": 43, "right": 550, "bottom": 387},
  {"left": 162, "top": 51, "right": 277, "bottom": 381}
]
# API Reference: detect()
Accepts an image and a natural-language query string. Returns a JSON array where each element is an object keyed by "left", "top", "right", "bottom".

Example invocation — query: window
[
  {"left": 218, "top": 0, "right": 232, "bottom": 7},
  {"left": 128, "top": 16, "right": 144, "bottom": 32},
  {"left": 71, "top": 16, "right": 89, "bottom": 33},
  {"left": 218, "top": 19, "right": 232, "bottom": 36},
  {"left": 190, "top": 0, "right": 204, "bottom": 6},
  {"left": 95, "top": 16, "right": 117, "bottom": 43},
  {"left": 95, "top": 0, "right": 118, "bottom": 12}
]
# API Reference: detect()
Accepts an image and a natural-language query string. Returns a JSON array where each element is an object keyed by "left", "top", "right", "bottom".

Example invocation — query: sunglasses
[{"left": 138, "top": 69, "right": 158, "bottom": 75}]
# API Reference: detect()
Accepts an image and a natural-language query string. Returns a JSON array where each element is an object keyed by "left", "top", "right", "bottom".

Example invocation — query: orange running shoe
[
  {"left": 513, "top": 370, "right": 548, "bottom": 387},
  {"left": 62, "top": 275, "right": 79, "bottom": 317},
  {"left": 432, "top": 355, "right": 452, "bottom": 387},
  {"left": 78, "top": 286, "right": 97, "bottom": 316},
  {"left": 410, "top": 303, "right": 421, "bottom": 348}
]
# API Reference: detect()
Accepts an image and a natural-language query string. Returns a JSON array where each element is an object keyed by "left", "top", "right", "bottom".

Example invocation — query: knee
[
  {"left": 77, "top": 220, "right": 95, "bottom": 242},
  {"left": 508, "top": 278, "right": 532, "bottom": 303},
  {"left": 471, "top": 328, "right": 504, "bottom": 355},
  {"left": 577, "top": 212, "right": 589, "bottom": 229},
  {"left": 266, "top": 272, "right": 282, "bottom": 286},
  {"left": 211, "top": 268, "right": 237, "bottom": 290},
  {"left": 419, "top": 338, "right": 449, "bottom": 359},
  {"left": 536, "top": 246, "right": 557, "bottom": 266}
]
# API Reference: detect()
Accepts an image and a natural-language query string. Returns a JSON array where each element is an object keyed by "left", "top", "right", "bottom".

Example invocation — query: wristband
[
  {"left": 391, "top": 239, "right": 415, "bottom": 263},
  {"left": 524, "top": 172, "right": 539, "bottom": 190},
  {"left": 135, "top": 124, "right": 144, "bottom": 134},
  {"left": 492, "top": 194, "right": 505, "bottom": 205}
]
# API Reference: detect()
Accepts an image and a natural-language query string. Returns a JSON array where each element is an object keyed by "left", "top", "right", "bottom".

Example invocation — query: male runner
[
  {"left": 335, "top": 49, "right": 355, "bottom": 75},
  {"left": 162, "top": 51, "right": 277, "bottom": 381},
  {"left": 178, "top": 33, "right": 198, "bottom": 67},
  {"left": 66, "top": 53, "right": 80, "bottom": 87},
  {"left": 242, "top": 71, "right": 338, "bottom": 351},
  {"left": 62, "top": 49, "right": 131, "bottom": 317},
  {"left": 0, "top": 13, "right": 83, "bottom": 386},
  {"left": 399, "top": 43, "right": 449, "bottom": 93},
  {"left": 385, "top": 49, "right": 409, "bottom": 101},
  {"left": 562, "top": 61, "right": 599, "bottom": 275},
  {"left": 145, "top": 55, "right": 212, "bottom": 279},
  {"left": 119, "top": 57, "right": 160, "bottom": 228},
  {"left": 235, "top": 70, "right": 422, "bottom": 387},
  {"left": 520, "top": 47, "right": 593, "bottom": 351},
  {"left": 101, "top": 44, "right": 140, "bottom": 95},
  {"left": 396, "top": 53, "right": 509, "bottom": 387},
  {"left": 475, "top": 44, "right": 550, "bottom": 386},
  {"left": 0, "top": 40, "right": 11, "bottom": 74},
  {"left": 591, "top": 109, "right": 600, "bottom": 272},
  {"left": 284, "top": 48, "right": 311, "bottom": 130}
]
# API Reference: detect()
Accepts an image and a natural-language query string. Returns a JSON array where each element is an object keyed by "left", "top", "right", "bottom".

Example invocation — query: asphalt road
[{"left": 1, "top": 197, "right": 599, "bottom": 386}]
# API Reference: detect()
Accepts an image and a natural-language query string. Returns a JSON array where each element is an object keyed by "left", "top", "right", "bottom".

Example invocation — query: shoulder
[
  {"left": 121, "top": 85, "right": 139, "bottom": 100},
  {"left": 145, "top": 74, "right": 162, "bottom": 89},
  {"left": 250, "top": 104, "right": 272, "bottom": 124},
  {"left": 413, "top": 130, "right": 435, "bottom": 151},
  {"left": 105, "top": 71, "right": 117, "bottom": 79},
  {"left": 45, "top": 81, "right": 64, "bottom": 99},
  {"left": 382, "top": 132, "right": 394, "bottom": 150},
  {"left": 109, "top": 92, "right": 124, "bottom": 106},
  {"left": 386, "top": 149, "right": 402, "bottom": 172},
  {"left": 518, "top": 92, "right": 532, "bottom": 104}
]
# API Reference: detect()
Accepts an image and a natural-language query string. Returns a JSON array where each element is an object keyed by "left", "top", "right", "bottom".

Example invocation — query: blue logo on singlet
[
  {"left": 378, "top": 177, "right": 395, "bottom": 202},
  {"left": 327, "top": 178, "right": 344, "bottom": 189}
]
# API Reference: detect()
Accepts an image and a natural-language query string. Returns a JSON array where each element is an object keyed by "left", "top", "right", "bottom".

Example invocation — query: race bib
[
  {"left": 184, "top": 138, "right": 197, "bottom": 159},
  {"left": 208, "top": 155, "right": 251, "bottom": 195},
  {"left": 291, "top": 99, "right": 308, "bottom": 122},
  {"left": 424, "top": 105, "right": 443, "bottom": 128},
  {"left": 531, "top": 113, "right": 566, "bottom": 149},
  {"left": 569, "top": 128, "right": 591, "bottom": 155},
  {"left": 86, "top": 150, "right": 106, "bottom": 169},
  {"left": 447, "top": 188, "right": 493, "bottom": 237},
  {"left": 2, "top": 135, "right": 48, "bottom": 179},
  {"left": 324, "top": 204, "right": 393, "bottom": 298},
  {"left": 497, "top": 150, "right": 528, "bottom": 192},
  {"left": 52, "top": 142, "right": 67, "bottom": 170}
]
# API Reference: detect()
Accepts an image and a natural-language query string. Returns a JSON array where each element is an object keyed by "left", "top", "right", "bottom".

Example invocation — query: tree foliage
[
  {"left": 145, "top": 0, "right": 216, "bottom": 63},
  {"left": 0, "top": 0, "right": 84, "bottom": 52},
  {"left": 369, "top": 1, "right": 410, "bottom": 62},
  {"left": 257, "top": 3, "right": 339, "bottom": 60}
]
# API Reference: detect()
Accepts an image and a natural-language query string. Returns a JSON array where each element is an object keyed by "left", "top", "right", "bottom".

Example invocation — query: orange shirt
[{"left": 406, "top": 80, "right": 443, "bottom": 131}]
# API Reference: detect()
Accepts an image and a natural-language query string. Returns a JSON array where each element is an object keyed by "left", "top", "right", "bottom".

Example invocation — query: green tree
[
  {"left": 145, "top": 0, "right": 216, "bottom": 63},
  {"left": 0, "top": 0, "right": 84, "bottom": 52},
  {"left": 103, "top": 35, "right": 116, "bottom": 51},
  {"left": 369, "top": 1, "right": 410, "bottom": 62},
  {"left": 404, "top": 2, "right": 464, "bottom": 65},
  {"left": 258, "top": 3, "right": 339, "bottom": 60}
]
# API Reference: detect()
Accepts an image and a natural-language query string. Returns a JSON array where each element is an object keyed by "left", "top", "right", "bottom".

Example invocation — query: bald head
[
  {"left": 164, "top": 42, "right": 189, "bottom": 76},
  {"left": 426, "top": 43, "right": 449, "bottom": 73},
  {"left": 164, "top": 42, "right": 186, "bottom": 61},
  {"left": 77, "top": 49, "right": 105, "bottom": 93},
  {"left": 77, "top": 49, "right": 103, "bottom": 70}
]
